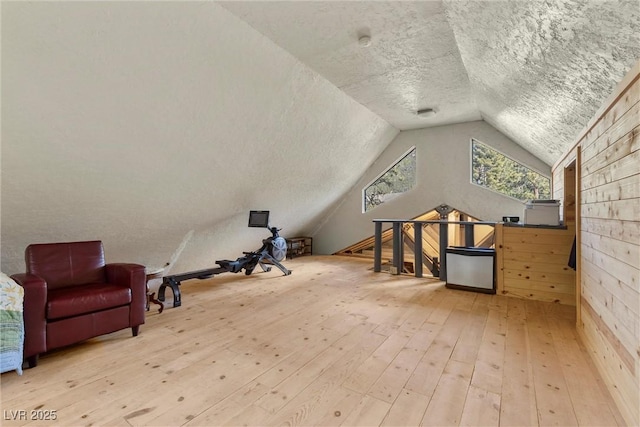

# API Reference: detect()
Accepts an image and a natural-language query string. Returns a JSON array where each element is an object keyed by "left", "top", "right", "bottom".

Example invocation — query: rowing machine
[{"left": 158, "top": 211, "right": 291, "bottom": 307}]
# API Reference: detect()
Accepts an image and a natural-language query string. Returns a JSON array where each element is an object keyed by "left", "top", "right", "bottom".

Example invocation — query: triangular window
[
  {"left": 363, "top": 147, "right": 416, "bottom": 212},
  {"left": 471, "top": 139, "right": 550, "bottom": 201}
]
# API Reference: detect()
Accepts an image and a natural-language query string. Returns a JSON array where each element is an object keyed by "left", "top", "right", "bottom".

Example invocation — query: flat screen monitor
[{"left": 248, "top": 210, "right": 269, "bottom": 228}]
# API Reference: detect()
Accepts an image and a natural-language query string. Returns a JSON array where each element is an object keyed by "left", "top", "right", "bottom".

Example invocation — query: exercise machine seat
[{"left": 215, "top": 259, "right": 244, "bottom": 274}]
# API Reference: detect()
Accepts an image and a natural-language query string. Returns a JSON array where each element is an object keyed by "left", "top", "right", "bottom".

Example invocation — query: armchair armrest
[
  {"left": 10, "top": 273, "right": 47, "bottom": 359},
  {"left": 105, "top": 263, "right": 146, "bottom": 326}
]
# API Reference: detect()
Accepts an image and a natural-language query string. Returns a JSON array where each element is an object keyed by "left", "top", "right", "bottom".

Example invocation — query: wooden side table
[{"left": 145, "top": 267, "right": 165, "bottom": 314}]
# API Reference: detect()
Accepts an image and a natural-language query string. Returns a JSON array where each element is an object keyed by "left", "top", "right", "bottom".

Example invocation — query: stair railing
[{"left": 373, "top": 219, "right": 497, "bottom": 280}]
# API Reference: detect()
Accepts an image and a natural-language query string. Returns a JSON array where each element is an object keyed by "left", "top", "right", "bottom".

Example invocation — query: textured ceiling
[{"left": 220, "top": 0, "right": 640, "bottom": 165}]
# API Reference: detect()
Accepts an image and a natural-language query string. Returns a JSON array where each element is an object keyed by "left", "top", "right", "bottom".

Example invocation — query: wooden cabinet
[
  {"left": 495, "top": 223, "right": 575, "bottom": 305},
  {"left": 286, "top": 237, "right": 312, "bottom": 258}
]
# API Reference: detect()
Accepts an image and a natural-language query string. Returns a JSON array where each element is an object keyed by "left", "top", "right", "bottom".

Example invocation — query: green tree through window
[
  {"left": 471, "top": 139, "right": 550, "bottom": 201},
  {"left": 364, "top": 147, "right": 416, "bottom": 212}
]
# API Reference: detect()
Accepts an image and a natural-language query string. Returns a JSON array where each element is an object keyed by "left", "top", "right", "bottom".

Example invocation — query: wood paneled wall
[
  {"left": 495, "top": 224, "right": 576, "bottom": 305},
  {"left": 552, "top": 60, "right": 639, "bottom": 426}
]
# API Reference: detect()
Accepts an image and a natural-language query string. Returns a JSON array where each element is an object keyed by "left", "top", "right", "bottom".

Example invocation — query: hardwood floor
[{"left": 1, "top": 256, "right": 624, "bottom": 426}]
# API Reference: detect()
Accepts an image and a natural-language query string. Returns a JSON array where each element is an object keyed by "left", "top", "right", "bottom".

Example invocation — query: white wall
[
  {"left": 1, "top": 2, "right": 397, "bottom": 274},
  {"left": 313, "top": 120, "right": 551, "bottom": 254}
]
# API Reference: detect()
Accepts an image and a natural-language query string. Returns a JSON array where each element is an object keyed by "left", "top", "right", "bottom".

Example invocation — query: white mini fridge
[{"left": 445, "top": 247, "right": 496, "bottom": 294}]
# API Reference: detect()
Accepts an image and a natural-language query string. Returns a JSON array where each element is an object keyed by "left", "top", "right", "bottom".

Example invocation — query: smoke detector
[{"left": 358, "top": 35, "right": 372, "bottom": 47}]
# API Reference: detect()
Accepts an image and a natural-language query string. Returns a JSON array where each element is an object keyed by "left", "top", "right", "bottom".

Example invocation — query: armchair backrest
[{"left": 25, "top": 241, "right": 106, "bottom": 290}]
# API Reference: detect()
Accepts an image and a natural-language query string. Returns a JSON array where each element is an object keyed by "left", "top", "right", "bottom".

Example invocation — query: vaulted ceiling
[
  {"left": 220, "top": 0, "right": 640, "bottom": 165},
  {"left": 2, "top": 1, "right": 638, "bottom": 274}
]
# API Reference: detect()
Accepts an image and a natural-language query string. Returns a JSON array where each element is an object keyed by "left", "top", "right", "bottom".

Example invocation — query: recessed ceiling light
[{"left": 417, "top": 108, "right": 436, "bottom": 117}]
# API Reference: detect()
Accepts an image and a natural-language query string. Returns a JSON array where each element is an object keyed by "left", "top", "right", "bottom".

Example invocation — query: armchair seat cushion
[{"left": 47, "top": 283, "right": 132, "bottom": 320}]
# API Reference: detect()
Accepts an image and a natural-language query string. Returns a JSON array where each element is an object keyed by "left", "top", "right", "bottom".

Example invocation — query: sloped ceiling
[
  {"left": 220, "top": 0, "right": 640, "bottom": 165},
  {"left": 0, "top": 2, "right": 397, "bottom": 274},
  {"left": 2, "top": 1, "right": 638, "bottom": 275}
]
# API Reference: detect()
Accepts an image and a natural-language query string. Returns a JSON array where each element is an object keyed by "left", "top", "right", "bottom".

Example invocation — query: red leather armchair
[{"left": 10, "top": 241, "right": 146, "bottom": 368}]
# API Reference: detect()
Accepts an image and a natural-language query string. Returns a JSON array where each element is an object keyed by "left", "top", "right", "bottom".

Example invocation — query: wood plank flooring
[{"left": 0, "top": 256, "right": 625, "bottom": 426}]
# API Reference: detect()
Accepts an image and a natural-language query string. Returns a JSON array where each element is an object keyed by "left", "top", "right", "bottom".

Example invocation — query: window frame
[
  {"left": 362, "top": 146, "right": 417, "bottom": 213},
  {"left": 469, "top": 138, "right": 550, "bottom": 202}
]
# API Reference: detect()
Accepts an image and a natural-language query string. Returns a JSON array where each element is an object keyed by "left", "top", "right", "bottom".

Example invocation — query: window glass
[
  {"left": 364, "top": 147, "right": 416, "bottom": 212},
  {"left": 471, "top": 139, "right": 550, "bottom": 201}
]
